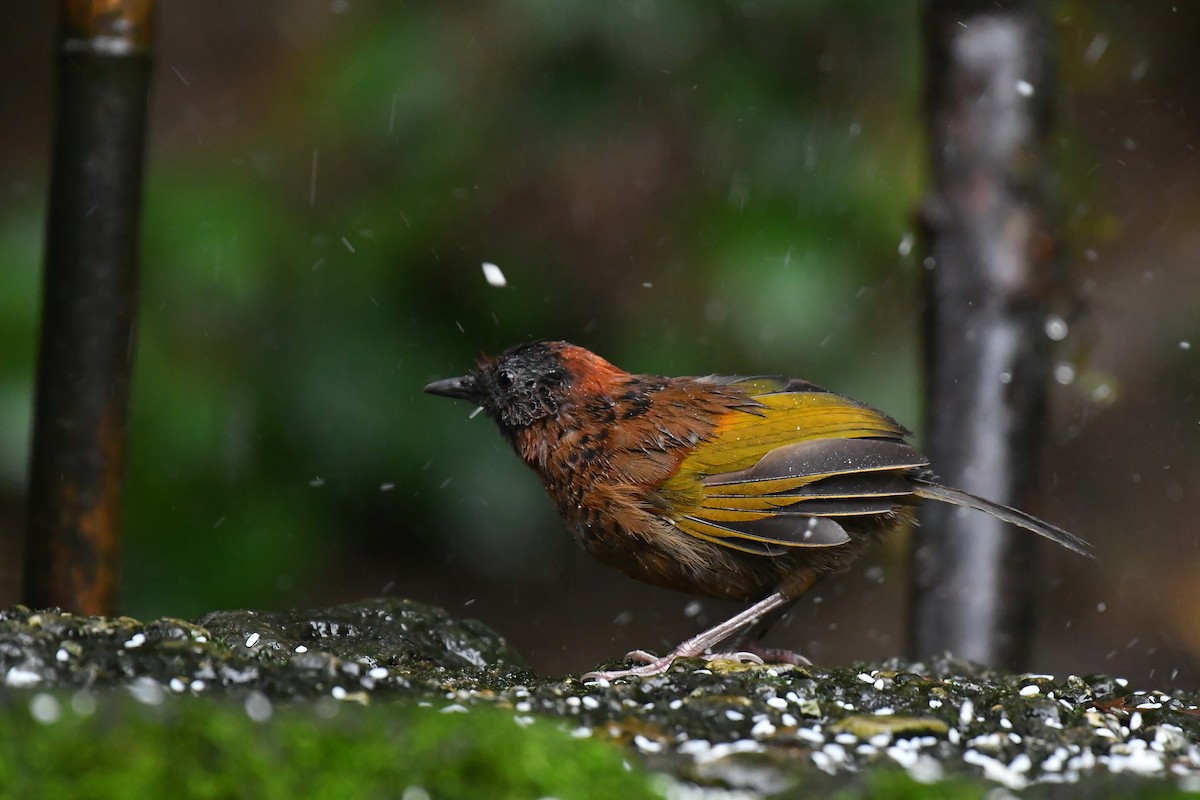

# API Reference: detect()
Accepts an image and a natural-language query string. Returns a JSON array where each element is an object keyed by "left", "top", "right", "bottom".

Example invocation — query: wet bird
[{"left": 424, "top": 341, "right": 1090, "bottom": 680}]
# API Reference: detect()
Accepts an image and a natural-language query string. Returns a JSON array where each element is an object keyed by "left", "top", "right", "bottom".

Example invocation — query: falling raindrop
[
  {"left": 70, "top": 690, "right": 96, "bottom": 717},
  {"left": 244, "top": 691, "right": 273, "bottom": 723},
  {"left": 29, "top": 694, "right": 61, "bottom": 725},
  {"left": 1044, "top": 314, "right": 1069, "bottom": 341},
  {"left": 309, "top": 148, "right": 319, "bottom": 208},
  {"left": 1083, "top": 33, "right": 1110, "bottom": 65},
  {"left": 481, "top": 262, "right": 507, "bottom": 287}
]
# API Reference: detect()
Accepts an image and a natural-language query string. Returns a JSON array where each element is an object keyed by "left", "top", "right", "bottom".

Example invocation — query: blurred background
[{"left": 1, "top": 1, "right": 1196, "bottom": 685}]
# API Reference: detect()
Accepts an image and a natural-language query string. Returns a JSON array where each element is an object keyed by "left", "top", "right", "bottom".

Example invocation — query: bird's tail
[{"left": 909, "top": 477, "right": 1093, "bottom": 558}]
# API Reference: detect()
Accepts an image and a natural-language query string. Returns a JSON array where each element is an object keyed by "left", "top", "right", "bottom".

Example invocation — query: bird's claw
[
  {"left": 729, "top": 642, "right": 812, "bottom": 666},
  {"left": 579, "top": 647, "right": 700, "bottom": 680},
  {"left": 582, "top": 653, "right": 679, "bottom": 682}
]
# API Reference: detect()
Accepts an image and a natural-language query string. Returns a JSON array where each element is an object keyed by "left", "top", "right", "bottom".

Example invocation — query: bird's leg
[
  {"left": 728, "top": 601, "right": 810, "bottom": 666},
  {"left": 581, "top": 590, "right": 796, "bottom": 682},
  {"left": 582, "top": 569, "right": 824, "bottom": 681},
  {"left": 729, "top": 572, "right": 827, "bottom": 666}
]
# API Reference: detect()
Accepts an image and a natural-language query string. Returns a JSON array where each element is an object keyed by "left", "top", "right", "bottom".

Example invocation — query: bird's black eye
[{"left": 496, "top": 369, "right": 516, "bottom": 390}]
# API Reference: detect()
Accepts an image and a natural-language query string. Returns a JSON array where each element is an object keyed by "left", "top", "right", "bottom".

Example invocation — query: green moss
[
  {"left": 832, "top": 769, "right": 988, "bottom": 800},
  {"left": 810, "top": 766, "right": 1199, "bottom": 800},
  {"left": 0, "top": 693, "right": 656, "bottom": 800}
]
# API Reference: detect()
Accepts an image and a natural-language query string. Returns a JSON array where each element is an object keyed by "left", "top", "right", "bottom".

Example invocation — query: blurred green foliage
[{"left": 3, "top": 2, "right": 926, "bottom": 616}]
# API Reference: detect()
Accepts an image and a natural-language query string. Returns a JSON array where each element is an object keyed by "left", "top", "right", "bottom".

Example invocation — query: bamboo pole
[{"left": 24, "top": 0, "right": 156, "bottom": 613}]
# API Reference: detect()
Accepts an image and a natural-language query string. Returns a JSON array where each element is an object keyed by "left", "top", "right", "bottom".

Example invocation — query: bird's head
[{"left": 424, "top": 340, "right": 626, "bottom": 434}]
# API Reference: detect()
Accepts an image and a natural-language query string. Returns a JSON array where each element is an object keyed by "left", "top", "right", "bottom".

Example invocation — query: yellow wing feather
[
  {"left": 673, "top": 392, "right": 907, "bottom": 474},
  {"left": 654, "top": 380, "right": 921, "bottom": 553}
]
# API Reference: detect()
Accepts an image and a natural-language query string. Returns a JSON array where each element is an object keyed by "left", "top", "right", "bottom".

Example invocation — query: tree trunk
[{"left": 908, "top": 0, "right": 1057, "bottom": 668}]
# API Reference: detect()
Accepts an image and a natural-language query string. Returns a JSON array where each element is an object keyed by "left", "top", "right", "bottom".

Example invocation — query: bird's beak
[{"left": 423, "top": 375, "right": 478, "bottom": 401}]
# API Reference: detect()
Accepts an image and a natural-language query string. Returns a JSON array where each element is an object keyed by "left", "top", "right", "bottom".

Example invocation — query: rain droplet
[
  {"left": 29, "top": 694, "right": 61, "bottom": 725},
  {"left": 244, "top": 691, "right": 273, "bottom": 723},
  {"left": 1083, "top": 32, "right": 1109, "bottom": 66},
  {"left": 71, "top": 690, "right": 97, "bottom": 717},
  {"left": 128, "top": 677, "right": 164, "bottom": 706},
  {"left": 309, "top": 148, "right": 320, "bottom": 207},
  {"left": 481, "top": 262, "right": 506, "bottom": 287},
  {"left": 1044, "top": 314, "right": 1069, "bottom": 341}
]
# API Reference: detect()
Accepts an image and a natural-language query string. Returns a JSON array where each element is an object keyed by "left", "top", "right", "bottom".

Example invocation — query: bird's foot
[
  {"left": 581, "top": 653, "right": 680, "bottom": 682},
  {"left": 620, "top": 649, "right": 661, "bottom": 665},
  {"left": 580, "top": 592, "right": 808, "bottom": 682},
  {"left": 581, "top": 649, "right": 770, "bottom": 682},
  {"left": 729, "top": 640, "right": 812, "bottom": 667}
]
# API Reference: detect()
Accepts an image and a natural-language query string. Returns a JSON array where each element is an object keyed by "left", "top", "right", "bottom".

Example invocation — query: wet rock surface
[
  {"left": 2, "top": 598, "right": 1199, "bottom": 795},
  {"left": 0, "top": 598, "right": 529, "bottom": 697}
]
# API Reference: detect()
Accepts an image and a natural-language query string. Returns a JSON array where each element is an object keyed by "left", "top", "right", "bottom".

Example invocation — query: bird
[{"left": 424, "top": 340, "right": 1091, "bottom": 681}]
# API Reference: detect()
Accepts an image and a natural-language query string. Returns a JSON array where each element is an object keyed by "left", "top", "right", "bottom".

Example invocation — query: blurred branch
[
  {"left": 908, "top": 0, "right": 1057, "bottom": 667},
  {"left": 24, "top": 0, "right": 156, "bottom": 613}
]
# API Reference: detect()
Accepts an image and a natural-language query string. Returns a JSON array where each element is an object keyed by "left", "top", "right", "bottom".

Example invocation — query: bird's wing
[{"left": 654, "top": 377, "right": 927, "bottom": 556}]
